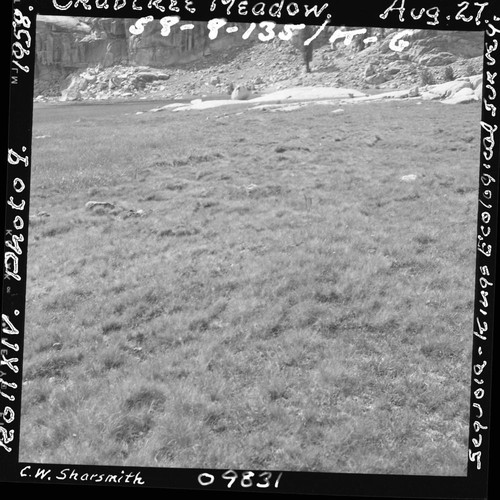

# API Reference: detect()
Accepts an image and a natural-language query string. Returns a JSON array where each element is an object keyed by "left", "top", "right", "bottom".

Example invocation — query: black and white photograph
[{"left": 2, "top": 1, "right": 497, "bottom": 497}]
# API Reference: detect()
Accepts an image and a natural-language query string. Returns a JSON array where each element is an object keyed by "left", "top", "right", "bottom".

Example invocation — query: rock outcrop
[
  {"left": 34, "top": 16, "right": 249, "bottom": 97},
  {"left": 33, "top": 19, "right": 485, "bottom": 103},
  {"left": 420, "top": 76, "right": 482, "bottom": 103}
]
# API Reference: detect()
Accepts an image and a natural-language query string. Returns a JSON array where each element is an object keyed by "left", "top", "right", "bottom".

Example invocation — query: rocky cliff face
[
  {"left": 33, "top": 16, "right": 484, "bottom": 101},
  {"left": 36, "top": 16, "right": 209, "bottom": 69},
  {"left": 34, "top": 16, "right": 250, "bottom": 96}
]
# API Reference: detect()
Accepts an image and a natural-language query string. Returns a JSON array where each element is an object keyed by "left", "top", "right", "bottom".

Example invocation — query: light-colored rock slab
[
  {"left": 160, "top": 87, "right": 368, "bottom": 112},
  {"left": 251, "top": 87, "right": 367, "bottom": 102},
  {"left": 441, "top": 87, "right": 479, "bottom": 104},
  {"left": 425, "top": 80, "right": 472, "bottom": 99}
]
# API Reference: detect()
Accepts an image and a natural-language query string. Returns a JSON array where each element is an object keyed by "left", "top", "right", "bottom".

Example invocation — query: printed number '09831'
[{"left": 197, "top": 470, "right": 283, "bottom": 488}]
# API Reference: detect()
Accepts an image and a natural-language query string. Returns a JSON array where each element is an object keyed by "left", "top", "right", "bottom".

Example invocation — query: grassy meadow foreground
[{"left": 20, "top": 98, "right": 480, "bottom": 474}]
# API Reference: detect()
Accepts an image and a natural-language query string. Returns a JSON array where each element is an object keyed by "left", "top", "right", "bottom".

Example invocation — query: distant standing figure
[
  {"left": 300, "top": 25, "right": 314, "bottom": 73},
  {"left": 201, "top": 23, "right": 210, "bottom": 56}
]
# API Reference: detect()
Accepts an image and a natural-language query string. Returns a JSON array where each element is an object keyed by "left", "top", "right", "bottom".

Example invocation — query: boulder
[
  {"left": 401, "top": 174, "right": 417, "bottom": 182},
  {"left": 364, "top": 63, "right": 376, "bottom": 78},
  {"left": 365, "top": 73, "right": 388, "bottom": 85},
  {"left": 231, "top": 84, "right": 252, "bottom": 101},
  {"left": 82, "top": 73, "right": 97, "bottom": 83},
  {"left": 408, "top": 86, "right": 419, "bottom": 97},
  {"left": 419, "top": 51, "right": 457, "bottom": 66},
  {"left": 386, "top": 67, "right": 401, "bottom": 75},
  {"left": 135, "top": 71, "right": 169, "bottom": 82},
  {"left": 60, "top": 74, "right": 85, "bottom": 101},
  {"left": 85, "top": 201, "right": 115, "bottom": 210}
]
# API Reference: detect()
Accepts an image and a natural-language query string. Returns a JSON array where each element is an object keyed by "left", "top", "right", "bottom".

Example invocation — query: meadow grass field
[{"left": 19, "top": 97, "right": 480, "bottom": 474}]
